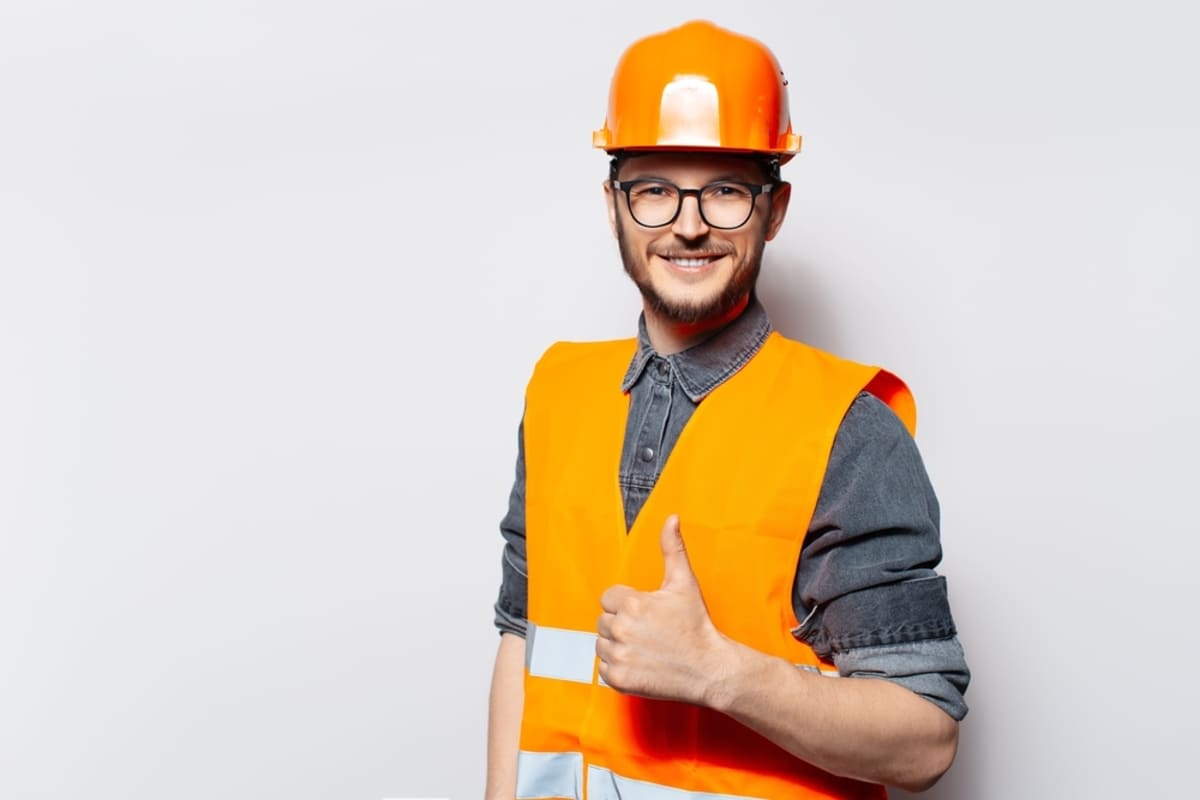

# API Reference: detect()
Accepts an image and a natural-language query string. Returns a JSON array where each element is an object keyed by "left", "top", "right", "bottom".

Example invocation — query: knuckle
[
  {"left": 596, "top": 637, "right": 613, "bottom": 661},
  {"left": 606, "top": 664, "right": 627, "bottom": 688}
]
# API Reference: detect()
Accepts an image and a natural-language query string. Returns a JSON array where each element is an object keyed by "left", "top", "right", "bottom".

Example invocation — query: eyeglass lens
[{"left": 624, "top": 181, "right": 758, "bottom": 229}]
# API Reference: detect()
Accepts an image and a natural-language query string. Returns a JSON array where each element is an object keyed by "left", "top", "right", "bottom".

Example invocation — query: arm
[
  {"left": 487, "top": 420, "right": 529, "bottom": 799},
  {"left": 486, "top": 632, "right": 526, "bottom": 800},
  {"left": 706, "top": 636, "right": 957, "bottom": 791},
  {"left": 597, "top": 516, "right": 957, "bottom": 792},
  {"left": 771, "top": 391, "right": 966, "bottom": 786}
]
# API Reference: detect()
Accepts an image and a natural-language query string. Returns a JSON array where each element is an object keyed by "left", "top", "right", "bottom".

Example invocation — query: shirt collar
[{"left": 620, "top": 298, "right": 773, "bottom": 402}]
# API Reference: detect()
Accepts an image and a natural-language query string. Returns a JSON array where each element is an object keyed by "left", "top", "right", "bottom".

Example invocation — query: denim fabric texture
[{"left": 494, "top": 299, "right": 970, "bottom": 719}]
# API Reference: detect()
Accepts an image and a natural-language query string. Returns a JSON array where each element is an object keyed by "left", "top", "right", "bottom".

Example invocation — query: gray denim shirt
[{"left": 494, "top": 299, "right": 970, "bottom": 720}]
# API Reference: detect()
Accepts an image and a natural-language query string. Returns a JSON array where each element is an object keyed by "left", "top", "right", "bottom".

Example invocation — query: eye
[
  {"left": 630, "top": 182, "right": 676, "bottom": 199},
  {"left": 705, "top": 183, "right": 752, "bottom": 199}
]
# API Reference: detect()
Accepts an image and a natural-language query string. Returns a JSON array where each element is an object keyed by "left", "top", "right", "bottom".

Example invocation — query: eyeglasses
[{"left": 611, "top": 179, "right": 774, "bottom": 230}]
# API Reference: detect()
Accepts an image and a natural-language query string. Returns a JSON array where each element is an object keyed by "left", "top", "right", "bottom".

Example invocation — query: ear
[
  {"left": 603, "top": 179, "right": 619, "bottom": 239},
  {"left": 764, "top": 181, "right": 791, "bottom": 242}
]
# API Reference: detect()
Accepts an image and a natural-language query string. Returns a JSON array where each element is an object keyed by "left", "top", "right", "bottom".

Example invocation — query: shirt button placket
[{"left": 632, "top": 358, "right": 672, "bottom": 480}]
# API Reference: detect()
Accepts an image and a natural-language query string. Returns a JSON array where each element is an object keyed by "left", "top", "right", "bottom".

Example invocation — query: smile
[{"left": 663, "top": 255, "right": 724, "bottom": 268}]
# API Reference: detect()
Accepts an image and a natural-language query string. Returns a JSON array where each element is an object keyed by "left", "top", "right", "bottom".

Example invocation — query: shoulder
[
  {"left": 838, "top": 391, "right": 916, "bottom": 445},
  {"left": 765, "top": 334, "right": 891, "bottom": 388},
  {"left": 823, "top": 391, "right": 932, "bottom": 502},
  {"left": 525, "top": 339, "right": 639, "bottom": 401},
  {"left": 531, "top": 338, "right": 637, "bottom": 374},
  {"left": 764, "top": 335, "right": 917, "bottom": 433},
  {"left": 818, "top": 391, "right": 938, "bottom": 531},
  {"left": 754, "top": 334, "right": 880, "bottom": 389}
]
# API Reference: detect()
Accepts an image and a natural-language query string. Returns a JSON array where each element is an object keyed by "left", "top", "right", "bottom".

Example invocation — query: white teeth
[{"left": 668, "top": 257, "right": 717, "bottom": 267}]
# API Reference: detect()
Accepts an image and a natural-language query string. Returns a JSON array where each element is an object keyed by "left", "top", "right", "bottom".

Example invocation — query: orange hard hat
[{"left": 593, "top": 20, "right": 801, "bottom": 162}]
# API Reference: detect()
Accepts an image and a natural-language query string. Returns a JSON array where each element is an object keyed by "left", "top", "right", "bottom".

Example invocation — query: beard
[{"left": 615, "top": 215, "right": 765, "bottom": 325}]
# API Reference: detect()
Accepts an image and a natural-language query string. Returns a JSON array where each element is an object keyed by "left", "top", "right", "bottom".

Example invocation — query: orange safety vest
[{"left": 518, "top": 331, "right": 916, "bottom": 800}]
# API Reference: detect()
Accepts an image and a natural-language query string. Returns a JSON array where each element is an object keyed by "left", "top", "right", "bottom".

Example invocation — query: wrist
[{"left": 700, "top": 633, "right": 754, "bottom": 712}]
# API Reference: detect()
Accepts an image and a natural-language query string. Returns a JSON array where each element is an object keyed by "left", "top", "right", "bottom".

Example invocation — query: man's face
[{"left": 604, "top": 152, "right": 790, "bottom": 326}]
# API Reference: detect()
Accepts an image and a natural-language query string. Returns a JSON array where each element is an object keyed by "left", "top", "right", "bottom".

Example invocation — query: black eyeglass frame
[{"left": 610, "top": 179, "right": 775, "bottom": 230}]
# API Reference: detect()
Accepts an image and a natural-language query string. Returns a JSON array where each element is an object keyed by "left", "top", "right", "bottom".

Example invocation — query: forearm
[
  {"left": 486, "top": 633, "right": 526, "bottom": 800},
  {"left": 705, "top": 637, "right": 958, "bottom": 792}
]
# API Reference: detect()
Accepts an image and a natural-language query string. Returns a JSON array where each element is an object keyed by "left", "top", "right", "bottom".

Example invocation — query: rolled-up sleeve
[
  {"left": 792, "top": 393, "right": 971, "bottom": 720},
  {"left": 493, "top": 419, "right": 529, "bottom": 638}
]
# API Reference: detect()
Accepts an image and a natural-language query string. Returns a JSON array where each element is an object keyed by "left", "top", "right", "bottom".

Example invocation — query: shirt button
[
  {"left": 640, "top": 447, "right": 655, "bottom": 462},
  {"left": 656, "top": 361, "right": 669, "bottom": 377}
]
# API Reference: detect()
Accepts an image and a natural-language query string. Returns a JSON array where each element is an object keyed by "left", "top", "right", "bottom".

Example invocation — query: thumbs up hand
[{"left": 596, "top": 515, "right": 732, "bottom": 705}]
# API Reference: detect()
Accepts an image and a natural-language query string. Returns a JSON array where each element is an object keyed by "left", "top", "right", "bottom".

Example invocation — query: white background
[{"left": 2, "top": 1, "right": 1197, "bottom": 798}]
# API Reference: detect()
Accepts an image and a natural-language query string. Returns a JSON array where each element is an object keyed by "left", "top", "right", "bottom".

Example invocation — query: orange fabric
[
  {"left": 593, "top": 20, "right": 802, "bottom": 160},
  {"left": 520, "top": 332, "right": 913, "bottom": 799}
]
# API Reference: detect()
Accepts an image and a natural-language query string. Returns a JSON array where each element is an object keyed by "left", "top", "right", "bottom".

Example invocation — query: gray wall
[{"left": 2, "top": 1, "right": 1196, "bottom": 798}]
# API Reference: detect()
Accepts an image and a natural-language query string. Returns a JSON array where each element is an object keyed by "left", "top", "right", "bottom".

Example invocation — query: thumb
[{"left": 659, "top": 514, "right": 697, "bottom": 591}]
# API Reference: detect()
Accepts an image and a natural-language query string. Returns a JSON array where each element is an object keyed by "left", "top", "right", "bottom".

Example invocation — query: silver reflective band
[
  {"left": 796, "top": 664, "right": 841, "bottom": 678},
  {"left": 516, "top": 750, "right": 584, "bottom": 800},
  {"left": 527, "top": 623, "right": 598, "bottom": 685},
  {"left": 587, "top": 765, "right": 767, "bottom": 800}
]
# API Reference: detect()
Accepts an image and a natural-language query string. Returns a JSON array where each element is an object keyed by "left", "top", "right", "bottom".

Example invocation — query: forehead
[{"left": 616, "top": 152, "right": 768, "bottom": 183}]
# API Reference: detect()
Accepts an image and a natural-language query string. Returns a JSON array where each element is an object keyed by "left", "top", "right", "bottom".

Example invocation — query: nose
[{"left": 671, "top": 193, "right": 710, "bottom": 240}]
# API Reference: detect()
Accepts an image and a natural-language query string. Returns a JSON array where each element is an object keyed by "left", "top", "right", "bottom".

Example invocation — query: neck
[{"left": 644, "top": 295, "right": 750, "bottom": 355}]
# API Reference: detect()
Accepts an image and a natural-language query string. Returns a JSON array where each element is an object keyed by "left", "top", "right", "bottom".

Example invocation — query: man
[{"left": 487, "top": 19, "right": 969, "bottom": 799}]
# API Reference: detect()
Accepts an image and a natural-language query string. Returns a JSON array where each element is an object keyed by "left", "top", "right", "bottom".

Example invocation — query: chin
[{"left": 645, "top": 288, "right": 734, "bottom": 325}]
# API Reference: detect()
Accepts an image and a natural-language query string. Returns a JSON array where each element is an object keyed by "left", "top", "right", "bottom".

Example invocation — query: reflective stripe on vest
[
  {"left": 516, "top": 750, "right": 584, "bottom": 800},
  {"left": 797, "top": 664, "right": 840, "bottom": 678},
  {"left": 516, "top": 751, "right": 770, "bottom": 800},
  {"left": 527, "top": 623, "right": 598, "bottom": 685}
]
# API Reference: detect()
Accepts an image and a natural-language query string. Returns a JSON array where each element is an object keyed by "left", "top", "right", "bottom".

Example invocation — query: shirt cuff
[
  {"left": 493, "top": 602, "right": 528, "bottom": 639},
  {"left": 795, "top": 576, "right": 958, "bottom": 655},
  {"left": 832, "top": 637, "right": 971, "bottom": 721}
]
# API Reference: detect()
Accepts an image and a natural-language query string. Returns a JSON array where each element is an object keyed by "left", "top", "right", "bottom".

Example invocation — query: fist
[{"left": 595, "top": 514, "right": 728, "bottom": 704}]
